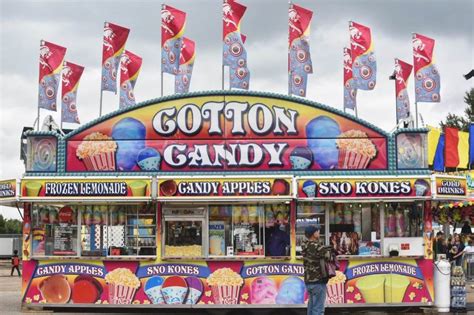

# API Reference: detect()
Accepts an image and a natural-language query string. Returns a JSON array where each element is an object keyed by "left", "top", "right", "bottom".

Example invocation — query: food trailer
[
  {"left": 430, "top": 174, "right": 470, "bottom": 237},
  {"left": 13, "top": 91, "right": 449, "bottom": 308}
]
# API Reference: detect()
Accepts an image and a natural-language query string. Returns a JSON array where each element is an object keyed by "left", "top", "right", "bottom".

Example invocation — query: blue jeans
[{"left": 306, "top": 283, "right": 327, "bottom": 315}]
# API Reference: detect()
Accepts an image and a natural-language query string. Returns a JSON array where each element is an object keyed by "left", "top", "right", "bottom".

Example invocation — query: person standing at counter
[
  {"left": 461, "top": 221, "right": 472, "bottom": 235},
  {"left": 302, "top": 225, "right": 330, "bottom": 315},
  {"left": 451, "top": 234, "right": 465, "bottom": 266}
]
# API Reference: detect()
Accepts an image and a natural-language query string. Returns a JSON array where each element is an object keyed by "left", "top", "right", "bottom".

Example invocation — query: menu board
[{"left": 53, "top": 224, "right": 76, "bottom": 255}]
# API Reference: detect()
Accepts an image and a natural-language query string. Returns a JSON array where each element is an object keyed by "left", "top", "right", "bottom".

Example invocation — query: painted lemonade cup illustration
[
  {"left": 384, "top": 274, "right": 410, "bottom": 303},
  {"left": 25, "top": 182, "right": 42, "bottom": 196},
  {"left": 355, "top": 274, "right": 386, "bottom": 303},
  {"left": 129, "top": 181, "right": 148, "bottom": 196}
]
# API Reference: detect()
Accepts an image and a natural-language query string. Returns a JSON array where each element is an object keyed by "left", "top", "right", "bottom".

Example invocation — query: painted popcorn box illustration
[
  {"left": 206, "top": 268, "right": 243, "bottom": 304},
  {"left": 76, "top": 132, "right": 117, "bottom": 171},
  {"left": 336, "top": 130, "right": 376, "bottom": 169},
  {"left": 105, "top": 268, "right": 140, "bottom": 304}
]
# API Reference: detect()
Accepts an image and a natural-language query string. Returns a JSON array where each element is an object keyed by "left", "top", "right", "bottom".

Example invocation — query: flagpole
[
  {"left": 415, "top": 101, "right": 419, "bottom": 128},
  {"left": 161, "top": 71, "right": 164, "bottom": 96},
  {"left": 222, "top": 65, "right": 225, "bottom": 90},
  {"left": 288, "top": 1, "right": 291, "bottom": 96},
  {"left": 99, "top": 89, "right": 103, "bottom": 117},
  {"left": 161, "top": 3, "right": 165, "bottom": 97},
  {"left": 37, "top": 107, "right": 40, "bottom": 131},
  {"left": 355, "top": 106, "right": 358, "bottom": 118}
]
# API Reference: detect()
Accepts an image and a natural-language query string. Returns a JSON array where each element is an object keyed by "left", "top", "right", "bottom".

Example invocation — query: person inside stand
[
  {"left": 451, "top": 234, "right": 465, "bottom": 266},
  {"left": 266, "top": 225, "right": 290, "bottom": 256},
  {"left": 434, "top": 231, "right": 447, "bottom": 259},
  {"left": 11, "top": 250, "right": 21, "bottom": 277},
  {"left": 302, "top": 225, "right": 331, "bottom": 315},
  {"left": 461, "top": 221, "right": 472, "bottom": 235}
]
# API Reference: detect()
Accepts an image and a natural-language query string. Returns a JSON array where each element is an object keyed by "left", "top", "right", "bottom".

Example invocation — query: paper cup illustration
[
  {"left": 162, "top": 276, "right": 188, "bottom": 304},
  {"left": 184, "top": 277, "right": 203, "bottom": 304},
  {"left": 145, "top": 276, "right": 165, "bottom": 304},
  {"left": 302, "top": 180, "right": 317, "bottom": 197},
  {"left": 414, "top": 179, "right": 429, "bottom": 196},
  {"left": 355, "top": 275, "right": 385, "bottom": 303},
  {"left": 105, "top": 268, "right": 140, "bottom": 304},
  {"left": 137, "top": 148, "right": 161, "bottom": 171},
  {"left": 25, "top": 182, "right": 42, "bottom": 196},
  {"left": 206, "top": 268, "right": 243, "bottom": 304},
  {"left": 130, "top": 181, "right": 147, "bottom": 196},
  {"left": 251, "top": 276, "right": 278, "bottom": 304},
  {"left": 39, "top": 274, "right": 71, "bottom": 304},
  {"left": 384, "top": 274, "right": 410, "bottom": 303},
  {"left": 290, "top": 146, "right": 313, "bottom": 169}
]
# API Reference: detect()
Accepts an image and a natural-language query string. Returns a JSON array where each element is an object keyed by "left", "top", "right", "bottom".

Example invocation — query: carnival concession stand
[{"left": 14, "top": 91, "right": 457, "bottom": 308}]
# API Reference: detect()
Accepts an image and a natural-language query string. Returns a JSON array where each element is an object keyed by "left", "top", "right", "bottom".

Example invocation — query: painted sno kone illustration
[{"left": 66, "top": 95, "right": 387, "bottom": 172}]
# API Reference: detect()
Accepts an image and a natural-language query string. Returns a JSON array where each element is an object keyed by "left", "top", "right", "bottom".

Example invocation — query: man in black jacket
[{"left": 302, "top": 225, "right": 330, "bottom": 315}]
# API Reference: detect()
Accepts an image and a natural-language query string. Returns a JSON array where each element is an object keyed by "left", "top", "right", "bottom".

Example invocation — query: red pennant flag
[
  {"left": 412, "top": 33, "right": 435, "bottom": 71},
  {"left": 175, "top": 37, "right": 196, "bottom": 94},
  {"left": 61, "top": 61, "right": 84, "bottom": 124},
  {"left": 38, "top": 40, "right": 67, "bottom": 111},
  {"left": 119, "top": 50, "right": 142, "bottom": 109},
  {"left": 394, "top": 58, "right": 413, "bottom": 122},
  {"left": 161, "top": 4, "right": 186, "bottom": 75},
  {"left": 445, "top": 127, "right": 459, "bottom": 168},
  {"left": 223, "top": 0, "right": 246, "bottom": 39},
  {"left": 288, "top": 4, "right": 313, "bottom": 47},
  {"left": 349, "top": 21, "right": 376, "bottom": 90},
  {"left": 412, "top": 33, "right": 440, "bottom": 102},
  {"left": 101, "top": 22, "right": 130, "bottom": 92}
]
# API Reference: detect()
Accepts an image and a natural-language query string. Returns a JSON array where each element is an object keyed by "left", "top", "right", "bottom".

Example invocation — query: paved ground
[{"left": 0, "top": 260, "right": 473, "bottom": 314}]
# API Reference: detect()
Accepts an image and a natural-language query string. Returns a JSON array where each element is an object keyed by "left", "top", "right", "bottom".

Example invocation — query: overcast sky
[{"left": 0, "top": 0, "right": 472, "bottom": 219}]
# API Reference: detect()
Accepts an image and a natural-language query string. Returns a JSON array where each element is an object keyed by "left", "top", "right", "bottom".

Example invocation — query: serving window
[
  {"left": 329, "top": 203, "right": 382, "bottom": 256},
  {"left": 32, "top": 205, "right": 79, "bottom": 257},
  {"left": 31, "top": 203, "right": 156, "bottom": 258},
  {"left": 297, "top": 200, "right": 427, "bottom": 257},
  {"left": 383, "top": 202, "right": 424, "bottom": 237},
  {"left": 162, "top": 203, "right": 290, "bottom": 259}
]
